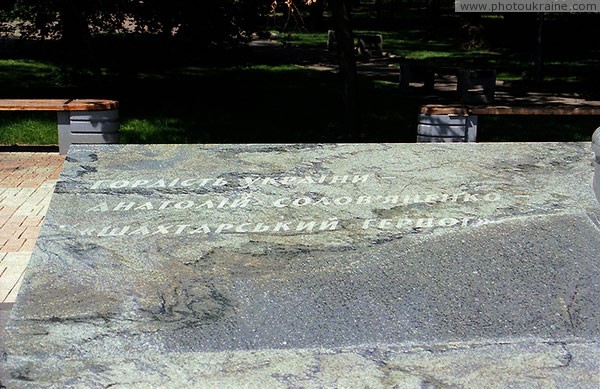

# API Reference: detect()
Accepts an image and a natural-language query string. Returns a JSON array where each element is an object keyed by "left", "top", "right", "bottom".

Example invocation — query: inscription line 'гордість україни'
[{"left": 87, "top": 174, "right": 373, "bottom": 190}]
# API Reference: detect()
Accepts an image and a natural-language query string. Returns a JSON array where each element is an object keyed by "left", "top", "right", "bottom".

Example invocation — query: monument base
[{"left": 3, "top": 143, "right": 599, "bottom": 387}]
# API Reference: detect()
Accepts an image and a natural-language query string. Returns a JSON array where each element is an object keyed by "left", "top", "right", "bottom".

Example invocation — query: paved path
[{"left": 0, "top": 152, "right": 64, "bottom": 307}]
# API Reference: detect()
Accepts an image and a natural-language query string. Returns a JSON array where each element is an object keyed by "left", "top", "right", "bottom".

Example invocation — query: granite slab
[{"left": 1, "top": 143, "right": 599, "bottom": 387}]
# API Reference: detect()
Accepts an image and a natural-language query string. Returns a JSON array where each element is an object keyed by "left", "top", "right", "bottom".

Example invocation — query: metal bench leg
[
  {"left": 399, "top": 64, "right": 411, "bottom": 90},
  {"left": 466, "top": 115, "right": 478, "bottom": 142},
  {"left": 57, "top": 110, "right": 120, "bottom": 155},
  {"left": 57, "top": 111, "right": 71, "bottom": 155}
]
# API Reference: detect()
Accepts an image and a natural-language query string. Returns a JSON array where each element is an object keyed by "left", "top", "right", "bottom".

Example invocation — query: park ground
[{"left": 0, "top": 9, "right": 600, "bottom": 145}]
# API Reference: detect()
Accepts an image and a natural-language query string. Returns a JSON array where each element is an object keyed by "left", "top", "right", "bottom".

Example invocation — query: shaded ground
[
  {"left": 0, "top": 11, "right": 599, "bottom": 145},
  {"left": 231, "top": 38, "right": 600, "bottom": 143}
]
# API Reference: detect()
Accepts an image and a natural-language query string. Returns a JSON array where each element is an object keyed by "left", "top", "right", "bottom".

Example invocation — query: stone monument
[
  {"left": 593, "top": 127, "right": 600, "bottom": 204},
  {"left": 1, "top": 143, "right": 599, "bottom": 387}
]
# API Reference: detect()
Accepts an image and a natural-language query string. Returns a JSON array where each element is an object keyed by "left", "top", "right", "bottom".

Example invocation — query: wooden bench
[
  {"left": 356, "top": 33, "right": 383, "bottom": 58},
  {"left": 417, "top": 104, "right": 600, "bottom": 142},
  {"left": 327, "top": 30, "right": 384, "bottom": 58},
  {"left": 400, "top": 66, "right": 496, "bottom": 104},
  {"left": 0, "top": 99, "right": 119, "bottom": 154},
  {"left": 456, "top": 69, "right": 496, "bottom": 104},
  {"left": 399, "top": 65, "right": 458, "bottom": 91}
]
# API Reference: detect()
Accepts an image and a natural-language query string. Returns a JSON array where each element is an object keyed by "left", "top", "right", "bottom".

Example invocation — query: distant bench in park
[
  {"left": 327, "top": 30, "right": 384, "bottom": 58},
  {"left": 417, "top": 104, "right": 600, "bottom": 142},
  {"left": 0, "top": 99, "right": 119, "bottom": 154},
  {"left": 400, "top": 65, "right": 497, "bottom": 104}
]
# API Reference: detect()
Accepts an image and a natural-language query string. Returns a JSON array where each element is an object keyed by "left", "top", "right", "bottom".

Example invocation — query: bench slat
[
  {"left": 0, "top": 99, "right": 118, "bottom": 111},
  {"left": 470, "top": 106, "right": 600, "bottom": 115},
  {"left": 421, "top": 104, "right": 600, "bottom": 116},
  {"left": 419, "top": 105, "right": 469, "bottom": 115}
]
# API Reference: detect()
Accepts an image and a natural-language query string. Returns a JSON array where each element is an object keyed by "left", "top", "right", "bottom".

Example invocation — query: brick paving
[{"left": 0, "top": 152, "right": 64, "bottom": 306}]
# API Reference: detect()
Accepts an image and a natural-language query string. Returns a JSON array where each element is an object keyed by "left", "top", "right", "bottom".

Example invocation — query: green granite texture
[
  {"left": 592, "top": 127, "right": 599, "bottom": 203},
  {"left": 2, "top": 143, "right": 599, "bottom": 387}
]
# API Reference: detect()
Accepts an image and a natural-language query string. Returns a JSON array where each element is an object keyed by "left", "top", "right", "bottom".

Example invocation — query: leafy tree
[
  {"left": 329, "top": 0, "right": 360, "bottom": 137},
  {"left": 129, "top": 0, "right": 268, "bottom": 47},
  {"left": 271, "top": 0, "right": 360, "bottom": 136},
  {"left": 7, "top": 0, "right": 123, "bottom": 40},
  {"left": 4, "top": 0, "right": 265, "bottom": 47},
  {"left": 2, "top": 0, "right": 128, "bottom": 83},
  {"left": 3, "top": 0, "right": 268, "bottom": 81},
  {"left": 3, "top": 0, "right": 360, "bottom": 134}
]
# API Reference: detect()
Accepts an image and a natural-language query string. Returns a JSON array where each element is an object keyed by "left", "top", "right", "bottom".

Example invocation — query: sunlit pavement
[{"left": 0, "top": 152, "right": 64, "bottom": 308}]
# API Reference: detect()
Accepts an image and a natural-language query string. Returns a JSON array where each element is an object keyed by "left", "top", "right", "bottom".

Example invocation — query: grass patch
[
  {"left": 276, "top": 32, "right": 327, "bottom": 47},
  {"left": 0, "top": 63, "right": 596, "bottom": 145},
  {"left": 114, "top": 65, "right": 346, "bottom": 143},
  {"left": 0, "top": 59, "right": 59, "bottom": 88},
  {"left": 0, "top": 112, "right": 56, "bottom": 145},
  {"left": 478, "top": 116, "right": 598, "bottom": 142},
  {"left": 120, "top": 118, "right": 192, "bottom": 144}
]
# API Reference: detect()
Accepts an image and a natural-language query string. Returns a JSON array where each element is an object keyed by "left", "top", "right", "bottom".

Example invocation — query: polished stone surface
[
  {"left": 593, "top": 127, "right": 600, "bottom": 203},
  {"left": 2, "top": 143, "right": 599, "bottom": 387}
]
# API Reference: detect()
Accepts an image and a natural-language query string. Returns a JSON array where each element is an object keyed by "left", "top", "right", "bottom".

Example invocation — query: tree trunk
[
  {"left": 308, "top": 1, "right": 326, "bottom": 30},
  {"left": 60, "top": 1, "right": 90, "bottom": 49},
  {"left": 428, "top": 0, "right": 440, "bottom": 15},
  {"left": 331, "top": 0, "right": 361, "bottom": 138},
  {"left": 459, "top": 13, "right": 484, "bottom": 50},
  {"left": 376, "top": 0, "right": 383, "bottom": 22},
  {"left": 57, "top": 0, "right": 95, "bottom": 84},
  {"left": 534, "top": 13, "right": 544, "bottom": 85}
]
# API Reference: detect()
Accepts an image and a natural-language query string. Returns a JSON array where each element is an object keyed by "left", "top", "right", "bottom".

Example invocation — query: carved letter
[
  {"left": 86, "top": 202, "right": 108, "bottom": 212},
  {"left": 319, "top": 218, "right": 339, "bottom": 230},
  {"left": 352, "top": 175, "right": 370, "bottom": 183},
  {"left": 113, "top": 202, "right": 136, "bottom": 211},
  {"left": 296, "top": 221, "right": 316, "bottom": 232}
]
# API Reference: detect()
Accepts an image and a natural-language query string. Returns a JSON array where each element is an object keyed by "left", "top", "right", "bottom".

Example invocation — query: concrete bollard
[{"left": 593, "top": 127, "right": 600, "bottom": 204}]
